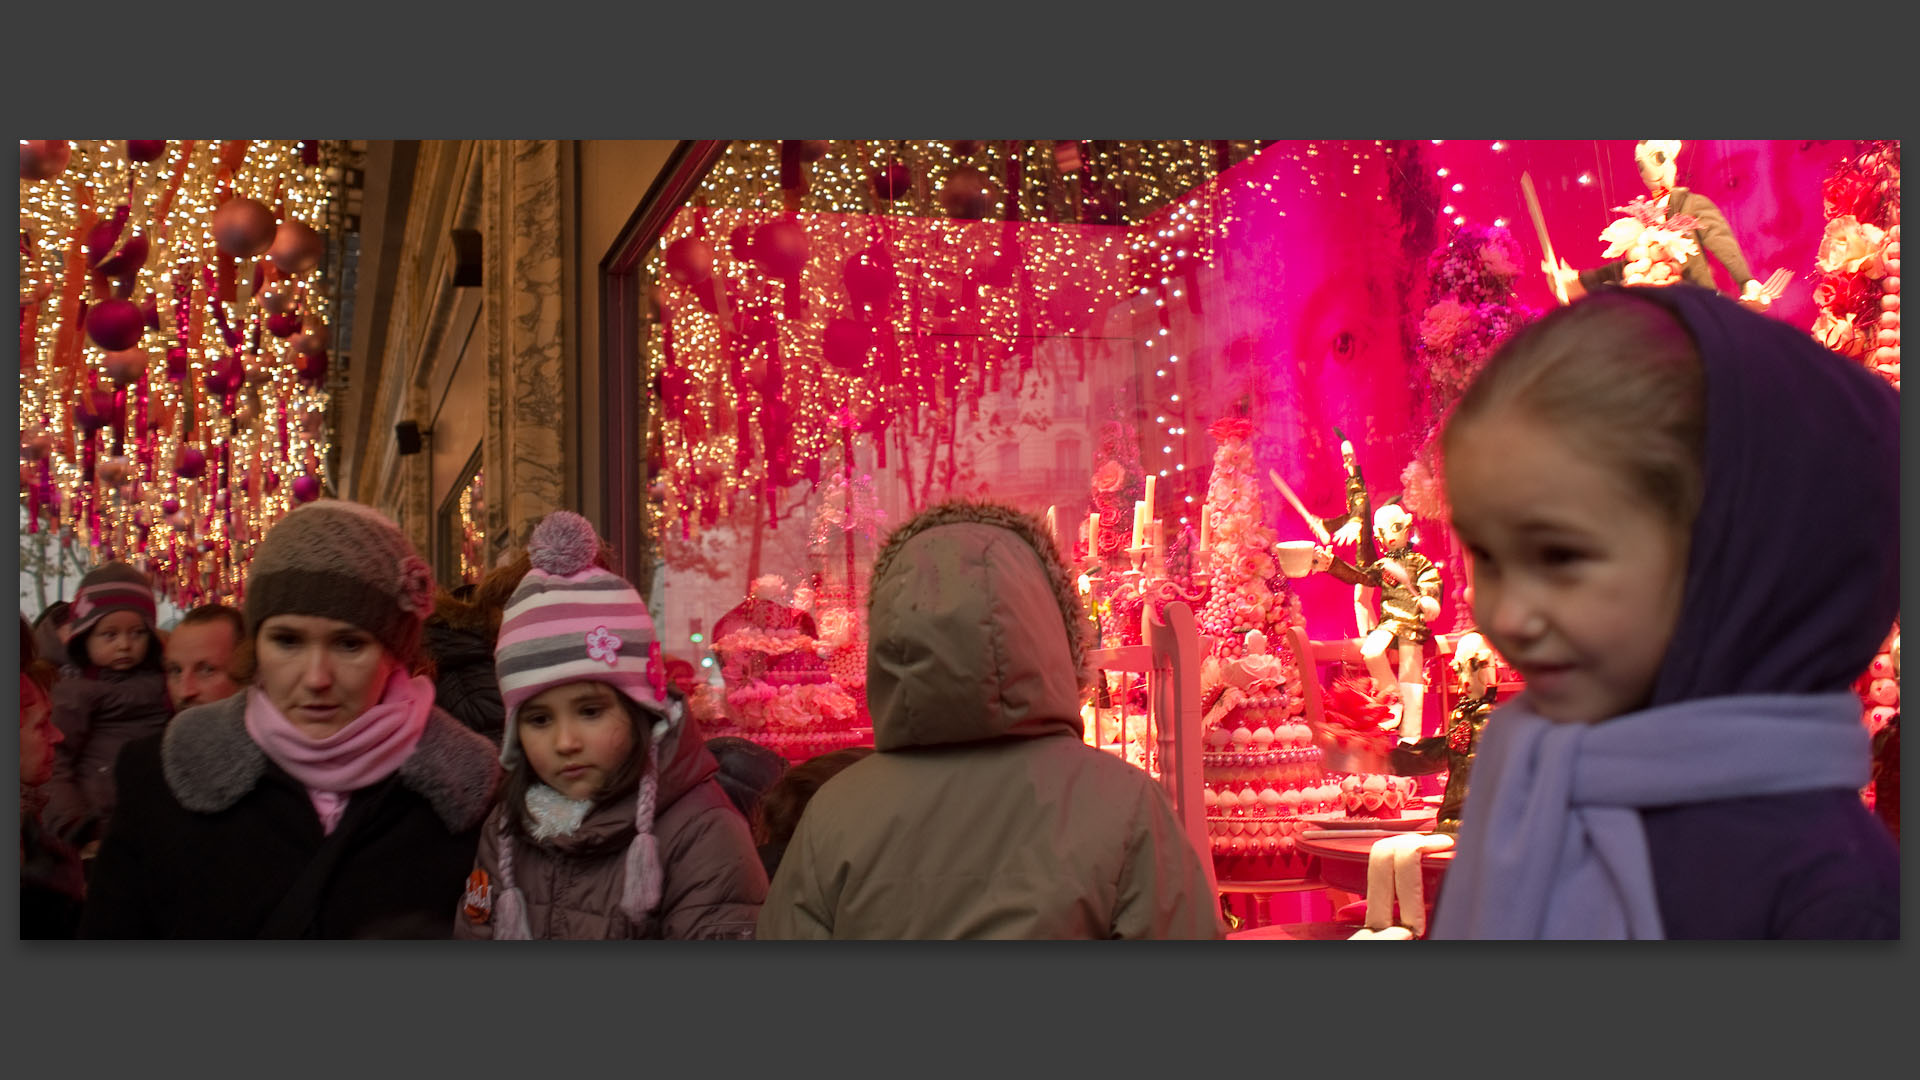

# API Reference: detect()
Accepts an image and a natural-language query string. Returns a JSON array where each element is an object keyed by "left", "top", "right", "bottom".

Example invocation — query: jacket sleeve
[
  {"left": 1111, "top": 783, "right": 1226, "bottom": 940},
  {"left": 1578, "top": 258, "right": 1626, "bottom": 292},
  {"left": 1390, "top": 736, "right": 1450, "bottom": 776},
  {"left": 452, "top": 807, "right": 503, "bottom": 940},
  {"left": 657, "top": 797, "right": 771, "bottom": 940},
  {"left": 756, "top": 816, "right": 834, "bottom": 940},
  {"left": 77, "top": 739, "right": 163, "bottom": 939},
  {"left": 1686, "top": 194, "right": 1756, "bottom": 287},
  {"left": 42, "top": 678, "right": 100, "bottom": 841}
]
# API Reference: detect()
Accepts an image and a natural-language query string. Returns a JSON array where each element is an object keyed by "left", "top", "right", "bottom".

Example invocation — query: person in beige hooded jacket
[{"left": 757, "top": 500, "right": 1223, "bottom": 940}]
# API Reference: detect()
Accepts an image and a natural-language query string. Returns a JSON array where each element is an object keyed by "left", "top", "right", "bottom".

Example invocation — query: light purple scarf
[{"left": 1429, "top": 690, "right": 1869, "bottom": 940}]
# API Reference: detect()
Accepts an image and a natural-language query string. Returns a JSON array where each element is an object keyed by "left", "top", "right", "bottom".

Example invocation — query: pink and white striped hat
[{"left": 494, "top": 511, "right": 665, "bottom": 768}]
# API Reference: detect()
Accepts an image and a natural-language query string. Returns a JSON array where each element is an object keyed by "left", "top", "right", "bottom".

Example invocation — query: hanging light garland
[
  {"left": 642, "top": 139, "right": 1263, "bottom": 546},
  {"left": 18, "top": 139, "right": 342, "bottom": 610}
]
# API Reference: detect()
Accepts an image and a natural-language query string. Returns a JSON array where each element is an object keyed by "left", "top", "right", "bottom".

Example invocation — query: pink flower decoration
[
  {"left": 585, "top": 626, "right": 622, "bottom": 666},
  {"left": 395, "top": 556, "right": 435, "bottom": 617}
]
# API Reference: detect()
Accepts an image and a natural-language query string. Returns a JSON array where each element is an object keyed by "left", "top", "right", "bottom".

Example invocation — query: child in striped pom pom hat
[{"left": 455, "top": 511, "right": 767, "bottom": 940}]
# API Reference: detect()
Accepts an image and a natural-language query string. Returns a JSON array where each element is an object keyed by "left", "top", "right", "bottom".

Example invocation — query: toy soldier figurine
[
  {"left": 1347, "top": 633, "right": 1498, "bottom": 940},
  {"left": 1322, "top": 504, "right": 1444, "bottom": 742}
]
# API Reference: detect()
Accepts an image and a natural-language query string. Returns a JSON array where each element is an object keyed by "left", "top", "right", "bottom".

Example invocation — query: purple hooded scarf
[{"left": 1431, "top": 285, "right": 1900, "bottom": 940}]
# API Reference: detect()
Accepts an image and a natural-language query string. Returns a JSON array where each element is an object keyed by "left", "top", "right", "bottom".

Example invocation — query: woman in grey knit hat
[{"left": 81, "top": 500, "right": 503, "bottom": 939}]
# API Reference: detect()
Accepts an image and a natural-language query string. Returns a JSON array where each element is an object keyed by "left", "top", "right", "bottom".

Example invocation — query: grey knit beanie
[{"left": 243, "top": 499, "right": 436, "bottom": 666}]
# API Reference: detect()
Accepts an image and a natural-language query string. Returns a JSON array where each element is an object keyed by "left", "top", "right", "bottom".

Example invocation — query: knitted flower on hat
[{"left": 494, "top": 511, "right": 665, "bottom": 768}]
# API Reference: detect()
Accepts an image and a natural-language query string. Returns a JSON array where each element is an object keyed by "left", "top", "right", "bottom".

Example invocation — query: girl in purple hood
[{"left": 1432, "top": 284, "right": 1898, "bottom": 939}]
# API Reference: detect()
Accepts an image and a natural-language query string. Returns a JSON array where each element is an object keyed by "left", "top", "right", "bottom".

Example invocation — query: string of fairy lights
[{"left": 18, "top": 140, "right": 342, "bottom": 609}]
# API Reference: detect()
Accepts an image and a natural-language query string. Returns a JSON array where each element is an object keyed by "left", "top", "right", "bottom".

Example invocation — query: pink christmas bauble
[
  {"left": 212, "top": 198, "right": 278, "bottom": 258},
  {"left": 175, "top": 446, "right": 207, "bottom": 480},
  {"left": 258, "top": 283, "right": 298, "bottom": 315},
  {"left": 126, "top": 140, "right": 167, "bottom": 163},
  {"left": 938, "top": 167, "right": 992, "bottom": 220},
  {"left": 1878, "top": 328, "right": 1900, "bottom": 347},
  {"left": 266, "top": 310, "right": 303, "bottom": 338},
  {"left": 86, "top": 216, "right": 150, "bottom": 278},
  {"left": 291, "top": 474, "right": 321, "bottom": 503},
  {"left": 268, "top": 220, "right": 325, "bottom": 274},
  {"left": 754, "top": 220, "right": 809, "bottom": 278},
  {"left": 872, "top": 161, "right": 913, "bottom": 201},
  {"left": 102, "top": 348, "right": 149, "bottom": 383},
  {"left": 1885, "top": 276, "right": 1901, "bottom": 294},
  {"left": 19, "top": 141, "right": 72, "bottom": 181},
  {"left": 1883, "top": 294, "right": 1900, "bottom": 313},
  {"left": 664, "top": 236, "right": 715, "bottom": 287},
  {"left": 85, "top": 298, "right": 147, "bottom": 351},
  {"left": 161, "top": 497, "right": 181, "bottom": 516}
]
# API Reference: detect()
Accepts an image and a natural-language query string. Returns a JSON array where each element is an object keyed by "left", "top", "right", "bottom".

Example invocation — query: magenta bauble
[
  {"left": 85, "top": 298, "right": 147, "bottom": 351},
  {"left": 75, "top": 390, "right": 121, "bottom": 432},
  {"left": 872, "top": 161, "right": 913, "bottom": 201},
  {"left": 843, "top": 252, "right": 896, "bottom": 311},
  {"left": 787, "top": 139, "right": 829, "bottom": 162},
  {"left": 294, "top": 352, "right": 328, "bottom": 385},
  {"left": 266, "top": 310, "right": 303, "bottom": 338},
  {"left": 212, "top": 198, "right": 278, "bottom": 258},
  {"left": 754, "top": 221, "right": 810, "bottom": 278},
  {"left": 267, "top": 220, "right": 325, "bottom": 274},
  {"left": 126, "top": 140, "right": 167, "bottom": 163},
  {"left": 938, "top": 168, "right": 992, "bottom": 220},
  {"left": 664, "top": 236, "right": 715, "bottom": 287},
  {"left": 175, "top": 447, "right": 207, "bottom": 480},
  {"left": 102, "top": 348, "right": 149, "bottom": 383},
  {"left": 19, "top": 141, "right": 72, "bottom": 181},
  {"left": 292, "top": 475, "right": 321, "bottom": 503},
  {"left": 949, "top": 140, "right": 982, "bottom": 157},
  {"left": 161, "top": 497, "right": 181, "bottom": 516},
  {"left": 822, "top": 318, "right": 873, "bottom": 372}
]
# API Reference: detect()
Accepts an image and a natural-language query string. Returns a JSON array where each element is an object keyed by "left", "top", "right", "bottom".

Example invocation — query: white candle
[
  {"left": 1132, "top": 500, "right": 1147, "bottom": 551},
  {"left": 1044, "top": 505, "right": 1058, "bottom": 553},
  {"left": 1088, "top": 511, "right": 1100, "bottom": 554},
  {"left": 1142, "top": 474, "right": 1156, "bottom": 519}
]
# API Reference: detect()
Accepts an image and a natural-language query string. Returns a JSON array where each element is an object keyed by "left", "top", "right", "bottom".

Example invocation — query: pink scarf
[{"left": 244, "top": 670, "right": 435, "bottom": 834}]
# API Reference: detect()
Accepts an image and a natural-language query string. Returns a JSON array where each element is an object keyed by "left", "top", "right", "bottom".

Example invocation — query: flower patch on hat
[
  {"left": 586, "top": 626, "right": 622, "bottom": 666},
  {"left": 397, "top": 555, "right": 435, "bottom": 617}
]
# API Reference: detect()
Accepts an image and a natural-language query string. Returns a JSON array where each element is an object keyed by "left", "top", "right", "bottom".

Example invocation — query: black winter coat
[
  {"left": 80, "top": 693, "right": 501, "bottom": 939},
  {"left": 425, "top": 620, "right": 506, "bottom": 747}
]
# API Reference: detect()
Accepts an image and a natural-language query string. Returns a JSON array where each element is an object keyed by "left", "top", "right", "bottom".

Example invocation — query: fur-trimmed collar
[{"left": 161, "top": 692, "right": 501, "bottom": 831}]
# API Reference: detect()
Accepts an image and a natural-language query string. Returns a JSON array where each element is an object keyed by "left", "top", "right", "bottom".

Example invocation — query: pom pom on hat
[{"left": 528, "top": 511, "right": 601, "bottom": 576}]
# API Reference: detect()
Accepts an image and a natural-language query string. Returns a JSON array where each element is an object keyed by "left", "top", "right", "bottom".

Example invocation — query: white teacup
[{"left": 1275, "top": 540, "right": 1319, "bottom": 578}]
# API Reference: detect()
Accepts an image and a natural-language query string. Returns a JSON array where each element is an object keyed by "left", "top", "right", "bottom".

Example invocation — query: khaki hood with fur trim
[{"left": 865, "top": 502, "right": 1090, "bottom": 752}]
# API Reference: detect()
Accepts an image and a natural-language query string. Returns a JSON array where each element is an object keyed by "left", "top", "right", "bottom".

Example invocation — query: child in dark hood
[
  {"left": 43, "top": 562, "right": 172, "bottom": 850},
  {"left": 1433, "top": 285, "right": 1899, "bottom": 939},
  {"left": 757, "top": 500, "right": 1222, "bottom": 939}
]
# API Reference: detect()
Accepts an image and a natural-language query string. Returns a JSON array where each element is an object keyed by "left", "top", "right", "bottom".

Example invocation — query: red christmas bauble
[
  {"left": 126, "top": 140, "right": 167, "bottom": 163},
  {"left": 175, "top": 446, "right": 207, "bottom": 480},
  {"left": 140, "top": 295, "right": 161, "bottom": 329},
  {"left": 165, "top": 345, "right": 191, "bottom": 381},
  {"left": 664, "top": 236, "right": 715, "bottom": 287},
  {"left": 87, "top": 215, "right": 150, "bottom": 278},
  {"left": 161, "top": 497, "right": 181, "bottom": 516},
  {"left": 728, "top": 224, "right": 758, "bottom": 264},
  {"left": 86, "top": 298, "right": 147, "bottom": 351},
  {"left": 939, "top": 168, "right": 992, "bottom": 220},
  {"left": 74, "top": 389, "right": 121, "bottom": 432},
  {"left": 268, "top": 220, "right": 325, "bottom": 274},
  {"left": 258, "top": 283, "right": 298, "bottom": 315},
  {"left": 788, "top": 139, "right": 830, "bottom": 162},
  {"left": 103, "top": 348, "right": 149, "bottom": 383},
  {"left": 949, "top": 140, "right": 982, "bottom": 157},
  {"left": 212, "top": 198, "right": 278, "bottom": 258},
  {"left": 291, "top": 321, "right": 330, "bottom": 356},
  {"left": 19, "top": 141, "right": 72, "bottom": 181},
  {"left": 292, "top": 474, "right": 322, "bottom": 503},
  {"left": 872, "top": 161, "right": 913, "bottom": 201},
  {"left": 754, "top": 220, "right": 810, "bottom": 278},
  {"left": 202, "top": 356, "right": 245, "bottom": 396},
  {"left": 294, "top": 351, "right": 329, "bottom": 385},
  {"left": 266, "top": 310, "right": 303, "bottom": 338}
]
